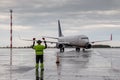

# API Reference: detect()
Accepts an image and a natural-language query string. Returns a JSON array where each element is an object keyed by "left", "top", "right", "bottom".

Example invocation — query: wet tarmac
[{"left": 0, "top": 48, "right": 120, "bottom": 80}]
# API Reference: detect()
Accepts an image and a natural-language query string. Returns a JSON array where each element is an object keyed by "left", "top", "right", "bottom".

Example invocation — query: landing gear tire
[
  {"left": 83, "top": 48, "right": 85, "bottom": 52},
  {"left": 60, "top": 48, "right": 64, "bottom": 52},
  {"left": 76, "top": 48, "right": 80, "bottom": 52}
]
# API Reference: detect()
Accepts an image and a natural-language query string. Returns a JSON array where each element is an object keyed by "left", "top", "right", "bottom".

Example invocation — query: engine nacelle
[
  {"left": 56, "top": 44, "right": 64, "bottom": 48},
  {"left": 85, "top": 43, "right": 92, "bottom": 49}
]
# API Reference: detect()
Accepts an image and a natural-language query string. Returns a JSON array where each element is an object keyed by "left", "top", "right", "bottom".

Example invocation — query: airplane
[
  {"left": 43, "top": 20, "right": 112, "bottom": 52},
  {"left": 20, "top": 20, "right": 112, "bottom": 52}
]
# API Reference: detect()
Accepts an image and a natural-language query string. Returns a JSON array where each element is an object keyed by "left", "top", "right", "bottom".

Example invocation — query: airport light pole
[{"left": 10, "top": 9, "right": 13, "bottom": 65}]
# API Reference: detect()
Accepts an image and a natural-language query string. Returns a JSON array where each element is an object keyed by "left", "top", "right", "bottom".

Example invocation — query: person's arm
[
  {"left": 42, "top": 38, "right": 47, "bottom": 49},
  {"left": 44, "top": 41, "right": 47, "bottom": 49},
  {"left": 32, "top": 38, "right": 36, "bottom": 49}
]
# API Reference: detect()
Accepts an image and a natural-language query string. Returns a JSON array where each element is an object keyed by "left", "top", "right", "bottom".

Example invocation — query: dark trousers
[{"left": 36, "top": 55, "right": 43, "bottom": 64}]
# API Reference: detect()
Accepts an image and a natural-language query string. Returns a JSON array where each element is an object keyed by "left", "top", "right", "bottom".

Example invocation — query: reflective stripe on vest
[{"left": 33, "top": 45, "right": 45, "bottom": 55}]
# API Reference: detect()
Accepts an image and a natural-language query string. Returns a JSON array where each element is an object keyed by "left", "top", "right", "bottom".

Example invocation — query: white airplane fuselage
[{"left": 58, "top": 35, "right": 91, "bottom": 48}]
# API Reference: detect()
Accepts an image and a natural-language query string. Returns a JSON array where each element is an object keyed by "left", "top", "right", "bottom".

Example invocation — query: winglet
[{"left": 110, "top": 34, "right": 112, "bottom": 41}]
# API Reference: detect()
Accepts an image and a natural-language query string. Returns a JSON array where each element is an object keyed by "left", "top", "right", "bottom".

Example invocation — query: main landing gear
[
  {"left": 60, "top": 48, "right": 64, "bottom": 52},
  {"left": 76, "top": 48, "right": 85, "bottom": 52},
  {"left": 76, "top": 48, "right": 80, "bottom": 52}
]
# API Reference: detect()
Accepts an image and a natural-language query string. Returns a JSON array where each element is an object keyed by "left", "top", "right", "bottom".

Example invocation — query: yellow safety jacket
[{"left": 33, "top": 44, "right": 45, "bottom": 55}]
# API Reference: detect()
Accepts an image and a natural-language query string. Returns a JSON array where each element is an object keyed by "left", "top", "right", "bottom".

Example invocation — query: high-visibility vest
[{"left": 33, "top": 44, "right": 45, "bottom": 55}]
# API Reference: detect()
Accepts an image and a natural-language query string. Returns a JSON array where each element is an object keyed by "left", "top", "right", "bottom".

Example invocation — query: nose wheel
[
  {"left": 76, "top": 48, "right": 80, "bottom": 52},
  {"left": 83, "top": 48, "right": 85, "bottom": 52}
]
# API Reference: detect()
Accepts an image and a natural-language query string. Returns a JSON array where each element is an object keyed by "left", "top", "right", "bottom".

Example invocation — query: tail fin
[{"left": 58, "top": 20, "right": 64, "bottom": 37}]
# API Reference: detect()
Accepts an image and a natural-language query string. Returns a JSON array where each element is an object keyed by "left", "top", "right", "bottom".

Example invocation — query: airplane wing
[
  {"left": 18, "top": 35, "right": 36, "bottom": 41},
  {"left": 91, "top": 34, "right": 112, "bottom": 44},
  {"left": 20, "top": 38, "right": 56, "bottom": 43},
  {"left": 20, "top": 38, "right": 37, "bottom": 41},
  {"left": 44, "top": 41, "right": 70, "bottom": 44},
  {"left": 91, "top": 40, "right": 112, "bottom": 44},
  {"left": 18, "top": 34, "right": 58, "bottom": 43},
  {"left": 19, "top": 36, "right": 68, "bottom": 44},
  {"left": 57, "top": 42, "right": 70, "bottom": 44},
  {"left": 42, "top": 36, "right": 59, "bottom": 39},
  {"left": 42, "top": 36, "right": 69, "bottom": 44},
  {"left": 19, "top": 34, "right": 50, "bottom": 42},
  {"left": 41, "top": 36, "right": 70, "bottom": 44}
]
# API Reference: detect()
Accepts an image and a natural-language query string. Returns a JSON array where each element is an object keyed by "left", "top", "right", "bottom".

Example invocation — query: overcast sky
[{"left": 0, "top": 0, "right": 120, "bottom": 47}]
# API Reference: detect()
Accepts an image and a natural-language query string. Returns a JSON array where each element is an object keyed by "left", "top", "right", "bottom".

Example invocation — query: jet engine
[
  {"left": 85, "top": 43, "right": 92, "bottom": 49},
  {"left": 56, "top": 43, "right": 64, "bottom": 48}
]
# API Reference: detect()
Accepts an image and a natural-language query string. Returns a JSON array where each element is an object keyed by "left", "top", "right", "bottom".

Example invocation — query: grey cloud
[
  {"left": 34, "top": 0, "right": 120, "bottom": 12},
  {"left": 1, "top": 0, "right": 120, "bottom": 46},
  {"left": 1, "top": 0, "right": 120, "bottom": 14},
  {"left": 2, "top": 0, "right": 119, "bottom": 13}
]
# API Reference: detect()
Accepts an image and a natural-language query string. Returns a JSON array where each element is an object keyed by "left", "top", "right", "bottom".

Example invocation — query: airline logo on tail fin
[{"left": 58, "top": 20, "right": 64, "bottom": 37}]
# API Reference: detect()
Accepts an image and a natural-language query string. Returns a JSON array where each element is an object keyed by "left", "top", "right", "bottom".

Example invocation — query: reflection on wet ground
[{"left": 0, "top": 48, "right": 120, "bottom": 80}]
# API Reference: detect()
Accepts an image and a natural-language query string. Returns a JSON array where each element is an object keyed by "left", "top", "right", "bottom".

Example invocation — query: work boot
[
  {"left": 40, "top": 68, "right": 44, "bottom": 80},
  {"left": 36, "top": 69, "right": 39, "bottom": 80}
]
